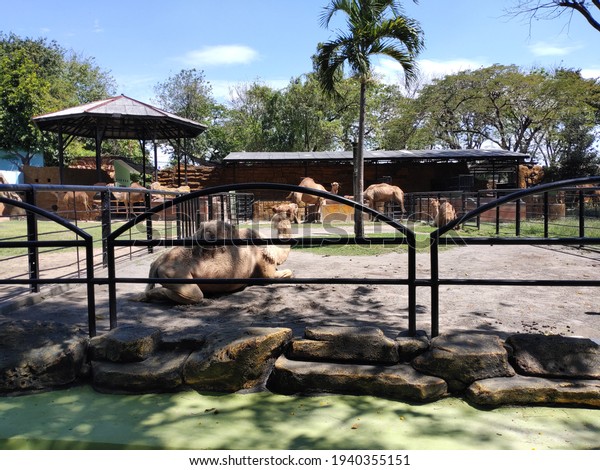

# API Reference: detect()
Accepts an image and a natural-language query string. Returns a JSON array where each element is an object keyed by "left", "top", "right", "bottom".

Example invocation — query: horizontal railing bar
[
  {"left": 110, "top": 236, "right": 410, "bottom": 248},
  {"left": 0, "top": 277, "right": 411, "bottom": 286},
  {"left": 437, "top": 279, "right": 600, "bottom": 286},
  {"left": 437, "top": 237, "right": 600, "bottom": 245},
  {"left": 104, "top": 277, "right": 412, "bottom": 285},
  {"left": 0, "top": 240, "right": 89, "bottom": 248}
]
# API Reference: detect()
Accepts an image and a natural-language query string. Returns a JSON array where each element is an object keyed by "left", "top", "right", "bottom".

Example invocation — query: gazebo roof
[{"left": 32, "top": 94, "right": 207, "bottom": 140}]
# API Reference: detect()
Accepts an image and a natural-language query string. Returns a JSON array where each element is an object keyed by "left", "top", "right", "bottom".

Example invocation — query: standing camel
[
  {"left": 363, "top": 183, "right": 406, "bottom": 218},
  {"left": 287, "top": 177, "right": 329, "bottom": 222},
  {"left": 108, "top": 182, "right": 146, "bottom": 217}
]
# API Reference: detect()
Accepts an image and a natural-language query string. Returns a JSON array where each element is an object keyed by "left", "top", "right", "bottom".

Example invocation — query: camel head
[{"left": 191, "top": 220, "right": 238, "bottom": 254}]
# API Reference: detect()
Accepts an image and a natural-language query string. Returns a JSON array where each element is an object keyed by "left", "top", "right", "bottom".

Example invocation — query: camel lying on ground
[
  {"left": 133, "top": 220, "right": 293, "bottom": 304},
  {"left": 363, "top": 183, "right": 406, "bottom": 217},
  {"left": 431, "top": 199, "right": 459, "bottom": 230}
]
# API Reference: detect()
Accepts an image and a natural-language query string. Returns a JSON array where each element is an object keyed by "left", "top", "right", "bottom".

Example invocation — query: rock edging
[{"left": 1, "top": 320, "right": 599, "bottom": 408}]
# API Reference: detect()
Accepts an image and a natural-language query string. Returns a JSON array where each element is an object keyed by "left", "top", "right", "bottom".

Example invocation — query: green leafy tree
[
  {"left": 224, "top": 81, "right": 283, "bottom": 152},
  {"left": 315, "top": 0, "right": 424, "bottom": 235},
  {"left": 545, "top": 115, "right": 600, "bottom": 180},
  {"left": 0, "top": 33, "right": 115, "bottom": 169},
  {"left": 154, "top": 69, "right": 219, "bottom": 163},
  {"left": 408, "top": 65, "right": 600, "bottom": 168}
]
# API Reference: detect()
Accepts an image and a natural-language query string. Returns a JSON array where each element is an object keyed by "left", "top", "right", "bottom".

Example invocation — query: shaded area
[{"left": 0, "top": 386, "right": 599, "bottom": 450}]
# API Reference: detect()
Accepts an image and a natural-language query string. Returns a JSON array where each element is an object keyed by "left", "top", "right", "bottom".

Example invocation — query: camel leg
[
  {"left": 134, "top": 283, "right": 204, "bottom": 304},
  {"left": 274, "top": 269, "right": 293, "bottom": 278}
]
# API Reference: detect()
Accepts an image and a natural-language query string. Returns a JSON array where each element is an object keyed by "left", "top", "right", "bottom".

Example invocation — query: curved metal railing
[
  {"left": 106, "top": 182, "right": 417, "bottom": 333},
  {"left": 428, "top": 176, "right": 600, "bottom": 337}
]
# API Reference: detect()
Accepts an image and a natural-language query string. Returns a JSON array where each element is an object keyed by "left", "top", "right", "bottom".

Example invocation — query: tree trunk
[{"left": 354, "top": 80, "right": 366, "bottom": 238}]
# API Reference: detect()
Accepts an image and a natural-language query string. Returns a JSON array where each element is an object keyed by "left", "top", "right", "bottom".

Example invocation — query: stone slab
[
  {"left": 288, "top": 326, "right": 399, "bottom": 364},
  {"left": 506, "top": 334, "right": 600, "bottom": 379},
  {"left": 183, "top": 327, "right": 292, "bottom": 392},
  {"left": 412, "top": 333, "right": 514, "bottom": 392},
  {"left": 268, "top": 356, "right": 447, "bottom": 402},
  {"left": 0, "top": 320, "right": 88, "bottom": 394},
  {"left": 92, "top": 351, "right": 186, "bottom": 393},
  {"left": 88, "top": 325, "right": 161, "bottom": 363},
  {"left": 466, "top": 375, "right": 600, "bottom": 408}
]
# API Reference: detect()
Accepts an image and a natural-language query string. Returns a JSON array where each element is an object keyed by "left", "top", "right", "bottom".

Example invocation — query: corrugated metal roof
[{"left": 224, "top": 149, "right": 530, "bottom": 162}]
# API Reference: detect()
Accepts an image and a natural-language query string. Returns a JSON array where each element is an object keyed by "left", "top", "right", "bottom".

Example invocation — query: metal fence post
[
  {"left": 430, "top": 232, "right": 440, "bottom": 338},
  {"left": 579, "top": 189, "right": 585, "bottom": 238},
  {"left": 543, "top": 191, "right": 549, "bottom": 238},
  {"left": 101, "top": 190, "right": 112, "bottom": 267},
  {"left": 145, "top": 192, "right": 153, "bottom": 254},
  {"left": 515, "top": 198, "right": 521, "bottom": 237},
  {"left": 24, "top": 188, "right": 40, "bottom": 293}
]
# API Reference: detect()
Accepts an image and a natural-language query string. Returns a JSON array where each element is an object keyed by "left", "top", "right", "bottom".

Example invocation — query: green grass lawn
[
  {"left": 0, "top": 218, "right": 178, "bottom": 257},
  {"left": 2, "top": 216, "right": 599, "bottom": 259}
]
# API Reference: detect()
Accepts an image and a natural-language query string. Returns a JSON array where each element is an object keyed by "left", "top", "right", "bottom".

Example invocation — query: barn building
[{"left": 221, "top": 149, "right": 532, "bottom": 198}]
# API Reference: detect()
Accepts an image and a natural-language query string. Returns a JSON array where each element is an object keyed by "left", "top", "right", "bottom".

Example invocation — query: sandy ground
[{"left": 2, "top": 240, "right": 599, "bottom": 342}]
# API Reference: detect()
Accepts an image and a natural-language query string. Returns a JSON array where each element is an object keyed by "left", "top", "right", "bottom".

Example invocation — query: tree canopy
[{"left": 0, "top": 32, "right": 115, "bottom": 169}]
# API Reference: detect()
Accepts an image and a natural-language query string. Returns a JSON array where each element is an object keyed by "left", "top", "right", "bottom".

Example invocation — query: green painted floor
[{"left": 1, "top": 386, "right": 599, "bottom": 450}]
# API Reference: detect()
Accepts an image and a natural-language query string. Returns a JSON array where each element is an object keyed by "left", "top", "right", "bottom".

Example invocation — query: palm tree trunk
[{"left": 354, "top": 80, "right": 366, "bottom": 238}]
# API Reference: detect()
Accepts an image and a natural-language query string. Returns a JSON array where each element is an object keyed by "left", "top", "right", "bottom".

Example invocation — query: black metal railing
[
  {"left": 429, "top": 176, "right": 600, "bottom": 337},
  {"left": 105, "top": 183, "right": 417, "bottom": 335},
  {"left": 0, "top": 194, "right": 97, "bottom": 336},
  {"left": 1, "top": 178, "right": 599, "bottom": 339}
]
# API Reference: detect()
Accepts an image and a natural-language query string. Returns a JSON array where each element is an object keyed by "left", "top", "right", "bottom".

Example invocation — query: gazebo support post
[
  {"left": 58, "top": 130, "right": 64, "bottom": 185},
  {"left": 95, "top": 127, "right": 105, "bottom": 183},
  {"left": 153, "top": 138, "right": 158, "bottom": 183},
  {"left": 139, "top": 139, "right": 147, "bottom": 187}
]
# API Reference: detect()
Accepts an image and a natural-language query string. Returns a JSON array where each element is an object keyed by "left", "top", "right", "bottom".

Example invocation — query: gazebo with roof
[{"left": 32, "top": 94, "right": 207, "bottom": 185}]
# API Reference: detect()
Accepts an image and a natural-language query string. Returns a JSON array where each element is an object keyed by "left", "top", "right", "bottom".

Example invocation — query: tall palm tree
[{"left": 315, "top": 0, "right": 424, "bottom": 236}]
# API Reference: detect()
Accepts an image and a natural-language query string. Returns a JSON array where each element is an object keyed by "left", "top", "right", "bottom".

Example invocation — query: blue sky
[{"left": 2, "top": 0, "right": 599, "bottom": 104}]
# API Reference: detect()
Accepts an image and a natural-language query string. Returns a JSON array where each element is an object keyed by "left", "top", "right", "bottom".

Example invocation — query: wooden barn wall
[
  {"left": 218, "top": 161, "right": 470, "bottom": 200},
  {"left": 155, "top": 160, "right": 480, "bottom": 203}
]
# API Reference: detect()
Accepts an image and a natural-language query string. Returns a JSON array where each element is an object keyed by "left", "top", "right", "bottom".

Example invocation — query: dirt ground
[{"left": 2, "top": 241, "right": 599, "bottom": 342}]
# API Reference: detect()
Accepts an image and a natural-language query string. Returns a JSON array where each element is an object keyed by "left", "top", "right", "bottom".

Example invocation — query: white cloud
[
  {"left": 210, "top": 78, "right": 290, "bottom": 102},
  {"left": 92, "top": 20, "right": 103, "bottom": 34},
  {"left": 581, "top": 68, "right": 600, "bottom": 80},
  {"left": 374, "top": 57, "right": 489, "bottom": 85},
  {"left": 179, "top": 45, "right": 259, "bottom": 67},
  {"left": 528, "top": 41, "right": 582, "bottom": 57},
  {"left": 417, "top": 58, "right": 490, "bottom": 79}
]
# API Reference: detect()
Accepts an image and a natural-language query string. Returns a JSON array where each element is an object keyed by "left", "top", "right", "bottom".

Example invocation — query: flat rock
[
  {"left": 92, "top": 352, "right": 186, "bottom": 393},
  {"left": 289, "top": 326, "right": 399, "bottom": 364},
  {"left": 466, "top": 376, "right": 600, "bottom": 408},
  {"left": 412, "top": 333, "right": 514, "bottom": 392},
  {"left": 267, "top": 356, "right": 448, "bottom": 402},
  {"left": 506, "top": 334, "right": 600, "bottom": 379},
  {"left": 0, "top": 320, "right": 88, "bottom": 394},
  {"left": 88, "top": 325, "right": 161, "bottom": 363},
  {"left": 183, "top": 327, "right": 292, "bottom": 392},
  {"left": 396, "top": 330, "right": 430, "bottom": 361}
]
